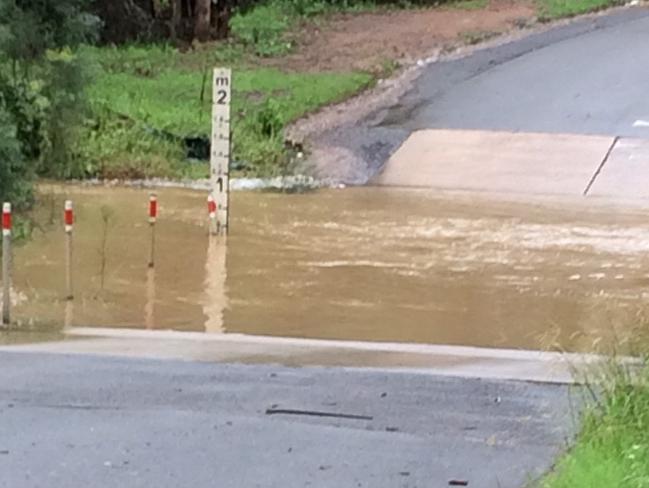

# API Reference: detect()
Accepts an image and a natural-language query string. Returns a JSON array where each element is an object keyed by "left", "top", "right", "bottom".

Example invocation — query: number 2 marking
[{"left": 217, "top": 90, "right": 227, "bottom": 104}]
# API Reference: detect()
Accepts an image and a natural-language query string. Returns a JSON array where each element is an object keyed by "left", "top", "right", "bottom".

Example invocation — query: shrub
[
  {"left": 0, "top": 108, "right": 32, "bottom": 208},
  {"left": 0, "top": 0, "right": 99, "bottom": 204},
  {"left": 230, "top": 3, "right": 292, "bottom": 56}
]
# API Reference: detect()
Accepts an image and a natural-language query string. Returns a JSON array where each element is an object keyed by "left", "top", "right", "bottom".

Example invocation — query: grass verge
[
  {"left": 79, "top": 45, "right": 372, "bottom": 179},
  {"left": 542, "top": 364, "right": 649, "bottom": 488},
  {"left": 537, "top": 0, "right": 627, "bottom": 21}
]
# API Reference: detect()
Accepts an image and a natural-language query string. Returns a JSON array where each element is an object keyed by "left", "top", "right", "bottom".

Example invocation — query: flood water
[{"left": 3, "top": 184, "right": 649, "bottom": 352}]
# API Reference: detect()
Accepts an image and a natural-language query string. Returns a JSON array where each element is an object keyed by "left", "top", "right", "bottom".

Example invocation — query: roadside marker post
[
  {"left": 148, "top": 193, "right": 158, "bottom": 268},
  {"left": 64, "top": 200, "right": 74, "bottom": 300},
  {"left": 210, "top": 67, "right": 232, "bottom": 235},
  {"left": 145, "top": 266, "right": 156, "bottom": 330},
  {"left": 207, "top": 194, "right": 218, "bottom": 235},
  {"left": 2, "top": 202, "right": 11, "bottom": 325}
]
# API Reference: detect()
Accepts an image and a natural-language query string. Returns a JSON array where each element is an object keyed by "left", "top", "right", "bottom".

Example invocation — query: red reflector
[{"left": 149, "top": 196, "right": 158, "bottom": 218}]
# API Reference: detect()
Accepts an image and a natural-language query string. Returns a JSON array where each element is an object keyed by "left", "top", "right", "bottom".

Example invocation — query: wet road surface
[
  {"left": 0, "top": 351, "right": 576, "bottom": 488},
  {"left": 321, "top": 7, "right": 649, "bottom": 183},
  {"left": 400, "top": 11, "right": 649, "bottom": 137}
]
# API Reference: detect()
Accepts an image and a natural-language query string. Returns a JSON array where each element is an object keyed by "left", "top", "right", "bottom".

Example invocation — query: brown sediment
[{"left": 2, "top": 183, "right": 649, "bottom": 353}]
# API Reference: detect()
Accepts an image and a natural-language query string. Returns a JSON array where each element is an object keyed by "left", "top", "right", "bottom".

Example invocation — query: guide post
[
  {"left": 2, "top": 203, "right": 11, "bottom": 325},
  {"left": 64, "top": 200, "right": 74, "bottom": 300}
]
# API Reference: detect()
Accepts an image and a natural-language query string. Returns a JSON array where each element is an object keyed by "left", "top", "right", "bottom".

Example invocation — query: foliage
[
  {"left": 537, "top": 0, "right": 625, "bottom": 20},
  {"left": 0, "top": 0, "right": 99, "bottom": 206},
  {"left": 70, "top": 105, "right": 186, "bottom": 179},
  {"left": 230, "top": 3, "right": 292, "bottom": 56},
  {"left": 0, "top": 107, "right": 31, "bottom": 207},
  {"left": 543, "top": 364, "right": 649, "bottom": 488},
  {"left": 255, "top": 97, "right": 285, "bottom": 137},
  {"left": 229, "top": 0, "right": 379, "bottom": 56},
  {"left": 449, "top": 0, "right": 488, "bottom": 10}
]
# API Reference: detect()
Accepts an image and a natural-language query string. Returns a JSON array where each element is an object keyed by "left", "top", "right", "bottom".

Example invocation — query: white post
[
  {"left": 210, "top": 67, "right": 232, "bottom": 235},
  {"left": 145, "top": 267, "right": 155, "bottom": 330},
  {"left": 2, "top": 202, "right": 11, "bottom": 326}
]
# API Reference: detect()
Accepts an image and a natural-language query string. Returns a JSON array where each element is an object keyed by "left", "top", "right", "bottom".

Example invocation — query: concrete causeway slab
[
  {"left": 372, "top": 129, "right": 614, "bottom": 196},
  {"left": 587, "top": 137, "right": 649, "bottom": 199},
  {"left": 0, "top": 327, "right": 633, "bottom": 385}
]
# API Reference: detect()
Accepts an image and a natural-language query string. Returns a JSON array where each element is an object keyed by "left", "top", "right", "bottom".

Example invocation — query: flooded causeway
[{"left": 3, "top": 184, "right": 649, "bottom": 352}]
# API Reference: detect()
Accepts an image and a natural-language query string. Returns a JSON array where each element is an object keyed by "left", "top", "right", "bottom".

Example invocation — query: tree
[
  {"left": 0, "top": 0, "right": 99, "bottom": 205},
  {"left": 93, "top": 0, "right": 157, "bottom": 44},
  {"left": 92, "top": 0, "right": 232, "bottom": 45},
  {"left": 194, "top": 0, "right": 211, "bottom": 42},
  {"left": 0, "top": 108, "right": 29, "bottom": 208}
]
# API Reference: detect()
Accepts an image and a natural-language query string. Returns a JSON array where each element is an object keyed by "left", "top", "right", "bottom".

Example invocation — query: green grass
[
  {"left": 77, "top": 45, "right": 373, "bottom": 178},
  {"left": 537, "top": 0, "right": 625, "bottom": 20},
  {"left": 449, "top": 0, "right": 488, "bottom": 10},
  {"left": 88, "top": 59, "right": 371, "bottom": 136},
  {"left": 230, "top": 0, "right": 382, "bottom": 57},
  {"left": 542, "top": 365, "right": 649, "bottom": 488}
]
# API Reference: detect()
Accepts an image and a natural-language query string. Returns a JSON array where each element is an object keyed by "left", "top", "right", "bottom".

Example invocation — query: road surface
[
  {"left": 323, "top": 6, "right": 649, "bottom": 183},
  {"left": 0, "top": 352, "right": 576, "bottom": 488}
]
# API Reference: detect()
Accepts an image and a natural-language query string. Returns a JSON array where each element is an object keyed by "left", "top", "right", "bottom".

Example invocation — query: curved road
[{"left": 327, "top": 7, "right": 649, "bottom": 182}]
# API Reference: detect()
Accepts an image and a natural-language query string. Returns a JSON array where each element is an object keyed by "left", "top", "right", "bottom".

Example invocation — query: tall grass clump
[{"left": 544, "top": 358, "right": 649, "bottom": 488}]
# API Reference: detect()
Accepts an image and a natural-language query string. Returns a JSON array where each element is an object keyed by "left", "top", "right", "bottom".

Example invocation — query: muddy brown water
[{"left": 2, "top": 184, "right": 649, "bottom": 352}]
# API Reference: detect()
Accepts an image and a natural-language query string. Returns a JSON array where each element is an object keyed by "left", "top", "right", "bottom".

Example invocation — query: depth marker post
[
  {"left": 64, "top": 200, "right": 74, "bottom": 300},
  {"left": 148, "top": 193, "right": 157, "bottom": 268},
  {"left": 210, "top": 67, "right": 232, "bottom": 235},
  {"left": 2, "top": 203, "right": 11, "bottom": 325}
]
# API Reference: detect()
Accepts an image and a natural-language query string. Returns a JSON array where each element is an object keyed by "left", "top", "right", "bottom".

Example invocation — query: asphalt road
[
  {"left": 0, "top": 352, "right": 576, "bottom": 488},
  {"left": 325, "top": 7, "right": 649, "bottom": 182}
]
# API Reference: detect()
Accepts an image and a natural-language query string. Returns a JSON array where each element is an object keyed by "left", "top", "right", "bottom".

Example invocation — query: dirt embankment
[{"left": 269, "top": 0, "right": 536, "bottom": 73}]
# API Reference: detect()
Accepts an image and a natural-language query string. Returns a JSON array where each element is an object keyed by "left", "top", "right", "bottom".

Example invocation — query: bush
[
  {"left": 0, "top": 0, "right": 99, "bottom": 204},
  {"left": 70, "top": 106, "right": 185, "bottom": 180},
  {"left": 230, "top": 3, "right": 292, "bottom": 56},
  {"left": 255, "top": 98, "right": 285, "bottom": 137},
  {"left": 0, "top": 108, "right": 32, "bottom": 208}
]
